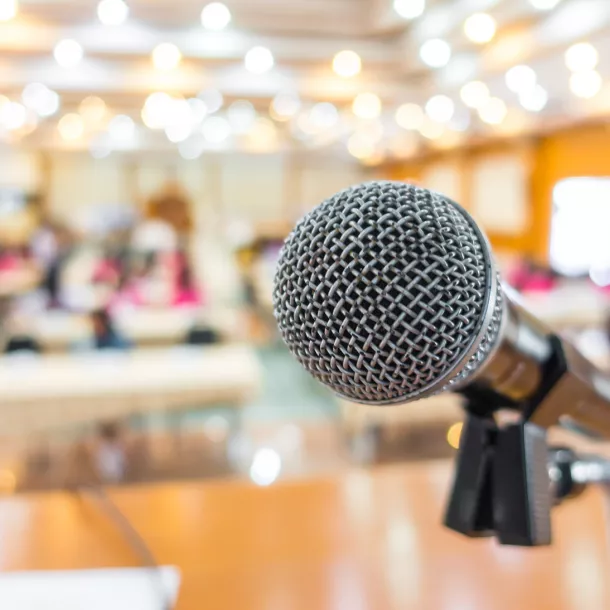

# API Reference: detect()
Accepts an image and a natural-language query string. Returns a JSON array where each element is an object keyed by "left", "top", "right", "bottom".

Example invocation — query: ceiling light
[
  {"left": 200, "top": 2, "right": 231, "bottom": 30},
  {"left": 197, "top": 88, "right": 223, "bottom": 114},
  {"left": 141, "top": 92, "right": 173, "bottom": 129},
  {"left": 0, "top": 0, "right": 17, "bottom": 21},
  {"left": 505, "top": 65, "right": 536, "bottom": 93},
  {"left": 460, "top": 81, "right": 490, "bottom": 109},
  {"left": 245, "top": 46, "right": 274, "bottom": 74},
  {"left": 108, "top": 114, "right": 135, "bottom": 141},
  {"left": 270, "top": 92, "right": 300, "bottom": 121},
  {"left": 393, "top": 0, "right": 425, "bottom": 20},
  {"left": 295, "top": 112, "right": 316, "bottom": 137},
  {"left": 309, "top": 102, "right": 339, "bottom": 129},
  {"left": 449, "top": 108, "right": 471, "bottom": 132},
  {"left": 21, "top": 83, "right": 42, "bottom": 107},
  {"left": 333, "top": 50, "right": 361, "bottom": 78},
  {"left": 565, "top": 42, "right": 598, "bottom": 72},
  {"left": 57, "top": 113, "right": 84, "bottom": 140},
  {"left": 250, "top": 448, "right": 281, "bottom": 486},
  {"left": 152, "top": 43, "right": 181, "bottom": 71},
  {"left": 79, "top": 96, "right": 107, "bottom": 124},
  {"left": 97, "top": 0, "right": 129, "bottom": 25},
  {"left": 54, "top": 39, "right": 84, "bottom": 68},
  {"left": 425, "top": 95, "right": 454, "bottom": 123},
  {"left": 419, "top": 39, "right": 451, "bottom": 68},
  {"left": 201, "top": 116, "right": 231, "bottom": 143},
  {"left": 464, "top": 13, "right": 496, "bottom": 44},
  {"left": 519, "top": 85, "right": 548, "bottom": 112},
  {"left": 187, "top": 98, "right": 208, "bottom": 123},
  {"left": 22, "top": 83, "right": 60, "bottom": 117},
  {"left": 570, "top": 70, "right": 602, "bottom": 99},
  {"left": 163, "top": 98, "right": 193, "bottom": 131},
  {"left": 165, "top": 123, "right": 192, "bottom": 143},
  {"left": 0, "top": 102, "right": 26, "bottom": 130},
  {"left": 395, "top": 103, "right": 424, "bottom": 130},
  {"left": 529, "top": 0, "right": 561, "bottom": 9},
  {"left": 478, "top": 97, "right": 507, "bottom": 125},
  {"left": 352, "top": 92, "right": 382, "bottom": 119},
  {"left": 227, "top": 100, "right": 256, "bottom": 134}
]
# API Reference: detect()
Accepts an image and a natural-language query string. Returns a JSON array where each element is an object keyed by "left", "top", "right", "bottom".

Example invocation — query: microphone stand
[{"left": 444, "top": 403, "right": 610, "bottom": 547}]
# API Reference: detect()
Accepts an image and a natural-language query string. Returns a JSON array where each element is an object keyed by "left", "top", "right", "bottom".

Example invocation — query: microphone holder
[
  {"left": 445, "top": 400, "right": 610, "bottom": 546},
  {"left": 444, "top": 410, "right": 552, "bottom": 546},
  {"left": 445, "top": 339, "right": 576, "bottom": 547}
]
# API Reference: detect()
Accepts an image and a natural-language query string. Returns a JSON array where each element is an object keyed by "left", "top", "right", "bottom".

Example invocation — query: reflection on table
[{"left": 0, "top": 461, "right": 608, "bottom": 610}]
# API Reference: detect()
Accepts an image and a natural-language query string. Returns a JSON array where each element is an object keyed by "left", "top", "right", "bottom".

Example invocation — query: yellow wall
[
  {"left": 389, "top": 125, "right": 610, "bottom": 263},
  {"left": 532, "top": 124, "right": 610, "bottom": 261}
]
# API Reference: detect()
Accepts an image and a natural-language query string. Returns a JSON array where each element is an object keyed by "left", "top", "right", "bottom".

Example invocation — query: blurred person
[
  {"left": 0, "top": 245, "right": 28, "bottom": 272},
  {"left": 93, "top": 421, "right": 127, "bottom": 483},
  {"left": 2, "top": 307, "right": 42, "bottom": 355},
  {"left": 131, "top": 217, "right": 178, "bottom": 255},
  {"left": 172, "top": 250, "right": 203, "bottom": 308},
  {"left": 174, "top": 265, "right": 202, "bottom": 308},
  {"left": 508, "top": 257, "right": 557, "bottom": 293},
  {"left": 236, "top": 240, "right": 280, "bottom": 342},
  {"left": 64, "top": 438, "right": 99, "bottom": 488},
  {"left": 32, "top": 222, "right": 74, "bottom": 308},
  {"left": 110, "top": 251, "right": 156, "bottom": 310},
  {"left": 89, "top": 309, "right": 132, "bottom": 350},
  {"left": 30, "top": 219, "right": 60, "bottom": 270},
  {"left": 143, "top": 180, "right": 193, "bottom": 239}
]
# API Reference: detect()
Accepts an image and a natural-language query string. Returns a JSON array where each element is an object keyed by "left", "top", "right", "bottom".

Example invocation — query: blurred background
[{"left": 1, "top": 0, "right": 610, "bottom": 608}]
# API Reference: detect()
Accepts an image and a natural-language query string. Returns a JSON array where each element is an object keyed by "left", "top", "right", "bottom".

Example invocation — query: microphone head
[{"left": 273, "top": 181, "right": 504, "bottom": 405}]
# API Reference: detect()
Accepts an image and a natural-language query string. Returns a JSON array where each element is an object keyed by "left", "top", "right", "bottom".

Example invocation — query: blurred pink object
[
  {"left": 92, "top": 259, "right": 120, "bottom": 284},
  {"left": 520, "top": 275, "right": 555, "bottom": 292},
  {"left": 508, "top": 260, "right": 556, "bottom": 293},
  {"left": 173, "top": 286, "right": 202, "bottom": 308},
  {"left": 0, "top": 253, "right": 23, "bottom": 272},
  {"left": 110, "top": 283, "right": 146, "bottom": 310}
]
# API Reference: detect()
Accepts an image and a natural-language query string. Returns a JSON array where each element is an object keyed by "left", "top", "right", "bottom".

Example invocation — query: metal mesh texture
[
  {"left": 443, "top": 281, "right": 504, "bottom": 392},
  {"left": 273, "top": 181, "right": 495, "bottom": 404}
]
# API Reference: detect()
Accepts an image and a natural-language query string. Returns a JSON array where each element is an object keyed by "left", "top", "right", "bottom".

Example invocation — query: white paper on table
[{"left": 0, "top": 565, "right": 181, "bottom": 610}]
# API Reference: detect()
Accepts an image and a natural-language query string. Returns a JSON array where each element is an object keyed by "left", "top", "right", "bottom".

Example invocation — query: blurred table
[
  {"left": 33, "top": 308, "right": 243, "bottom": 351},
  {"left": 0, "top": 345, "right": 261, "bottom": 434},
  {"left": 1, "top": 462, "right": 609, "bottom": 610}
]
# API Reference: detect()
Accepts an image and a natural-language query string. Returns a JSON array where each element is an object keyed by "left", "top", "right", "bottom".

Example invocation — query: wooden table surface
[
  {"left": 0, "top": 461, "right": 608, "bottom": 610},
  {"left": 0, "top": 462, "right": 610, "bottom": 610}
]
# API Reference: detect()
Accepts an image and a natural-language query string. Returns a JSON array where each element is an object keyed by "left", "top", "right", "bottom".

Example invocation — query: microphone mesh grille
[{"left": 273, "top": 181, "right": 492, "bottom": 404}]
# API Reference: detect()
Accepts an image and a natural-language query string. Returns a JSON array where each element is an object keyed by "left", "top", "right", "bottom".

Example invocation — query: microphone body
[
  {"left": 461, "top": 293, "right": 610, "bottom": 437},
  {"left": 273, "top": 181, "right": 610, "bottom": 439},
  {"left": 549, "top": 447, "right": 610, "bottom": 501}
]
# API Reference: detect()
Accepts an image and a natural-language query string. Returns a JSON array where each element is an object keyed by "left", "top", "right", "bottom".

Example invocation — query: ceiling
[{"left": 0, "top": 0, "right": 609, "bottom": 161}]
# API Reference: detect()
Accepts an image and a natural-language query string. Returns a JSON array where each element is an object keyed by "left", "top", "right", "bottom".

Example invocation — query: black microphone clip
[{"left": 444, "top": 411, "right": 552, "bottom": 546}]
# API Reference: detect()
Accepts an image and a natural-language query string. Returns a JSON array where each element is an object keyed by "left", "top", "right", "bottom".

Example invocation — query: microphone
[{"left": 273, "top": 181, "right": 610, "bottom": 439}]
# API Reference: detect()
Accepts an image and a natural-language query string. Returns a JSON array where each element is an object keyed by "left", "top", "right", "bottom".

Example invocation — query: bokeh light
[
  {"left": 201, "top": 2, "right": 231, "bottom": 30},
  {"left": 152, "top": 43, "right": 182, "bottom": 71},
  {"left": 333, "top": 50, "right": 362, "bottom": 78},
  {"left": 352, "top": 92, "right": 382, "bottom": 119}
]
